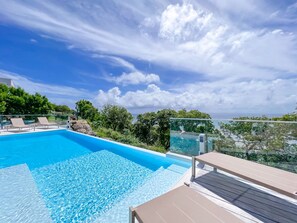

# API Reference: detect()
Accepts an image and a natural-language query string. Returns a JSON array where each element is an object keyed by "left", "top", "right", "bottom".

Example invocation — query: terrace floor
[
  {"left": 184, "top": 165, "right": 297, "bottom": 223},
  {"left": 0, "top": 126, "right": 66, "bottom": 135}
]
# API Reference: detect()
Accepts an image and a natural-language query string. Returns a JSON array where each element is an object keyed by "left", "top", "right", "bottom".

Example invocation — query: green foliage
[
  {"left": 0, "top": 84, "right": 53, "bottom": 114},
  {"left": 75, "top": 100, "right": 100, "bottom": 121},
  {"left": 101, "top": 104, "right": 133, "bottom": 133},
  {"left": 95, "top": 127, "right": 166, "bottom": 153},
  {"left": 0, "top": 101, "right": 5, "bottom": 113},
  {"left": 273, "top": 113, "right": 297, "bottom": 121},
  {"left": 92, "top": 107, "right": 212, "bottom": 153},
  {"left": 53, "top": 104, "right": 73, "bottom": 114},
  {"left": 219, "top": 116, "right": 295, "bottom": 153},
  {"left": 218, "top": 149, "right": 297, "bottom": 173},
  {"left": 155, "top": 109, "right": 177, "bottom": 149},
  {"left": 214, "top": 116, "right": 297, "bottom": 172},
  {"left": 133, "top": 112, "right": 158, "bottom": 145},
  {"left": 133, "top": 109, "right": 213, "bottom": 149},
  {"left": 171, "top": 109, "right": 214, "bottom": 133}
]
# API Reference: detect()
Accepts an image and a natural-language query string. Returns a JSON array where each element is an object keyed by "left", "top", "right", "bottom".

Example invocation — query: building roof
[{"left": 0, "top": 77, "right": 14, "bottom": 87}]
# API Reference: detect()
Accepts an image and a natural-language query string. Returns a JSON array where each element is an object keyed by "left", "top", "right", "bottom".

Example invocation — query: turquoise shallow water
[
  {"left": 0, "top": 130, "right": 190, "bottom": 222},
  {"left": 0, "top": 131, "right": 91, "bottom": 169}
]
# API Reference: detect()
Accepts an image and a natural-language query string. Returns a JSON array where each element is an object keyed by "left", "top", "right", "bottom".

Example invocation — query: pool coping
[
  {"left": 0, "top": 127, "right": 66, "bottom": 136},
  {"left": 69, "top": 130, "right": 192, "bottom": 163}
]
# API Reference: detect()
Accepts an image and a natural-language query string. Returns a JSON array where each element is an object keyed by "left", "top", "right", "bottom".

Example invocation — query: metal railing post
[
  {"left": 191, "top": 156, "right": 196, "bottom": 180},
  {"left": 0, "top": 115, "right": 2, "bottom": 130}
]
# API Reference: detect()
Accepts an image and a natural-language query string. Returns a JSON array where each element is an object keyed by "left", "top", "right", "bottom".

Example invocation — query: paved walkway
[{"left": 0, "top": 126, "right": 66, "bottom": 135}]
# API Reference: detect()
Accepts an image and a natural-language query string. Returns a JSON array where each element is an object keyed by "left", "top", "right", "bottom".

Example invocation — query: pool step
[
  {"left": 94, "top": 164, "right": 188, "bottom": 223},
  {"left": 0, "top": 164, "right": 53, "bottom": 223},
  {"left": 31, "top": 150, "right": 154, "bottom": 223}
]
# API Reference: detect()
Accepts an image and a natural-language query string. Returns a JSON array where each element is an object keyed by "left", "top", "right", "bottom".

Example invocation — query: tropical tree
[
  {"left": 75, "top": 100, "right": 100, "bottom": 121},
  {"left": 26, "top": 93, "right": 54, "bottom": 114},
  {"left": 101, "top": 104, "right": 133, "bottom": 133},
  {"left": 0, "top": 84, "right": 53, "bottom": 114},
  {"left": 171, "top": 109, "right": 214, "bottom": 133},
  {"left": 133, "top": 112, "right": 158, "bottom": 145},
  {"left": 133, "top": 108, "right": 213, "bottom": 149},
  {"left": 155, "top": 109, "right": 177, "bottom": 148},
  {"left": 53, "top": 104, "right": 73, "bottom": 114}
]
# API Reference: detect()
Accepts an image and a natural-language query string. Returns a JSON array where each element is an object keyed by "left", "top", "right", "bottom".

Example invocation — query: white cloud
[
  {"left": 107, "top": 71, "right": 160, "bottom": 86},
  {"left": 92, "top": 55, "right": 137, "bottom": 72},
  {"left": 30, "top": 38, "right": 37, "bottom": 43},
  {"left": 91, "top": 55, "right": 160, "bottom": 86},
  {"left": 159, "top": 3, "right": 213, "bottom": 42},
  {"left": 1, "top": 0, "right": 296, "bottom": 80},
  {"left": 95, "top": 79, "right": 297, "bottom": 114},
  {"left": 0, "top": 1, "right": 297, "bottom": 113},
  {"left": 0, "top": 69, "right": 93, "bottom": 107}
]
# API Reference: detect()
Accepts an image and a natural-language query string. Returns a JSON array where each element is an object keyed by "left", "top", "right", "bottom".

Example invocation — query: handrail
[
  {"left": 0, "top": 114, "right": 70, "bottom": 130},
  {"left": 170, "top": 118, "right": 297, "bottom": 124},
  {"left": 0, "top": 113, "right": 71, "bottom": 117}
]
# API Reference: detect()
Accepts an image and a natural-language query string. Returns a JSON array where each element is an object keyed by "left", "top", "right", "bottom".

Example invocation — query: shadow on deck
[{"left": 193, "top": 172, "right": 297, "bottom": 223}]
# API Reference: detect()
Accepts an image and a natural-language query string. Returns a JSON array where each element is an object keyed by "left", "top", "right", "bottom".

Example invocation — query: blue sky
[{"left": 0, "top": 0, "right": 296, "bottom": 116}]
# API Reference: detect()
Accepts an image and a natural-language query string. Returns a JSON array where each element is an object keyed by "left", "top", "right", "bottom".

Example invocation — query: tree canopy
[
  {"left": 0, "top": 84, "right": 53, "bottom": 114},
  {"left": 53, "top": 104, "right": 73, "bottom": 114},
  {"left": 75, "top": 100, "right": 100, "bottom": 121},
  {"left": 133, "top": 109, "right": 213, "bottom": 149},
  {"left": 0, "top": 84, "right": 72, "bottom": 115},
  {"left": 101, "top": 104, "right": 133, "bottom": 133}
]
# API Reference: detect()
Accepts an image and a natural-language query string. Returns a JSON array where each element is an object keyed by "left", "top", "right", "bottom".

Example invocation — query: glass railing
[
  {"left": 170, "top": 118, "right": 297, "bottom": 173},
  {"left": 0, "top": 114, "right": 70, "bottom": 130}
]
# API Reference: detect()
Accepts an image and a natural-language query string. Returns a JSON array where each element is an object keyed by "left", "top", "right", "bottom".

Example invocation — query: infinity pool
[{"left": 0, "top": 130, "right": 190, "bottom": 222}]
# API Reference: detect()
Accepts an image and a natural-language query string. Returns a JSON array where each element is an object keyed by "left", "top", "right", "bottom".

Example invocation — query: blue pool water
[{"left": 0, "top": 130, "right": 190, "bottom": 222}]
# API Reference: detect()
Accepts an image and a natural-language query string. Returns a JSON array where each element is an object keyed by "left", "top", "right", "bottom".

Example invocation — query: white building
[{"left": 0, "top": 77, "right": 14, "bottom": 87}]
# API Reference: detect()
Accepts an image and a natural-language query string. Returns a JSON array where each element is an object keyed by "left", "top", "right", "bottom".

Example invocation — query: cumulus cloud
[
  {"left": 95, "top": 79, "right": 297, "bottom": 114},
  {"left": 107, "top": 72, "right": 160, "bottom": 86},
  {"left": 159, "top": 3, "right": 213, "bottom": 42}
]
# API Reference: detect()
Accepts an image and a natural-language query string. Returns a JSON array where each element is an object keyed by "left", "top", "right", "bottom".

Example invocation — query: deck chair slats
[
  {"left": 194, "top": 152, "right": 297, "bottom": 199},
  {"left": 38, "top": 117, "right": 50, "bottom": 125},
  {"left": 10, "top": 118, "right": 26, "bottom": 127},
  {"left": 132, "top": 185, "right": 243, "bottom": 223},
  {"left": 37, "top": 117, "right": 59, "bottom": 128}
]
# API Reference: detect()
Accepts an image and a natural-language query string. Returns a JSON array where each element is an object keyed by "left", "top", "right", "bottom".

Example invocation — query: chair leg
[{"left": 129, "top": 207, "right": 135, "bottom": 223}]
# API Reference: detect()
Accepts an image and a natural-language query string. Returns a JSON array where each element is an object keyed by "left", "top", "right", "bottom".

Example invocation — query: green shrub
[{"left": 95, "top": 127, "right": 166, "bottom": 153}]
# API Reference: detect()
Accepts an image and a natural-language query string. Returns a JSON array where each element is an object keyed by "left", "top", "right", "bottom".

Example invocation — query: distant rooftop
[{"left": 0, "top": 77, "right": 14, "bottom": 87}]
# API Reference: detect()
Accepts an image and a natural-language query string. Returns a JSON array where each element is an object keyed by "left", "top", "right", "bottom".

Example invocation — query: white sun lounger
[
  {"left": 129, "top": 185, "right": 243, "bottom": 223},
  {"left": 7, "top": 118, "right": 35, "bottom": 131},
  {"left": 37, "top": 117, "right": 59, "bottom": 128}
]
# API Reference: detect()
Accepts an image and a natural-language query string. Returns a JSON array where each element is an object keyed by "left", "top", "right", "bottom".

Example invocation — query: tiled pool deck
[{"left": 0, "top": 126, "right": 64, "bottom": 135}]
